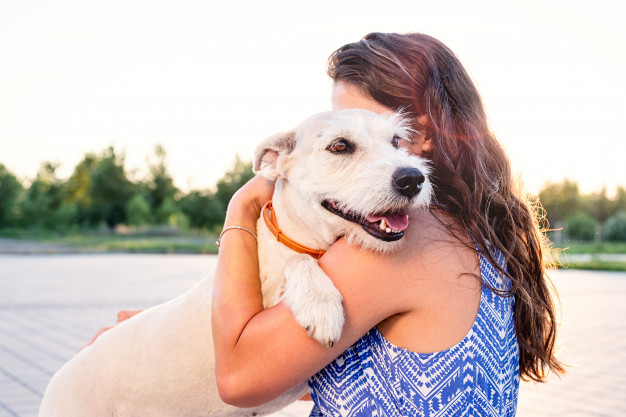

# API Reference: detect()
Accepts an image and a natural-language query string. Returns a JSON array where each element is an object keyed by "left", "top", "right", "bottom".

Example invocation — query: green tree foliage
[
  {"left": 178, "top": 155, "right": 255, "bottom": 231},
  {"left": 15, "top": 162, "right": 77, "bottom": 231},
  {"left": 590, "top": 187, "right": 612, "bottom": 225},
  {"left": 565, "top": 212, "right": 597, "bottom": 241},
  {"left": 538, "top": 179, "right": 582, "bottom": 227},
  {"left": 0, "top": 163, "right": 23, "bottom": 228},
  {"left": 65, "top": 153, "right": 97, "bottom": 224},
  {"left": 1, "top": 150, "right": 258, "bottom": 233},
  {"left": 146, "top": 145, "right": 179, "bottom": 221},
  {"left": 178, "top": 190, "right": 223, "bottom": 230},
  {"left": 155, "top": 198, "right": 181, "bottom": 225},
  {"left": 8, "top": 154, "right": 626, "bottom": 239},
  {"left": 92, "top": 147, "right": 134, "bottom": 227},
  {"left": 605, "top": 211, "right": 626, "bottom": 241},
  {"left": 65, "top": 147, "right": 133, "bottom": 228},
  {"left": 588, "top": 187, "right": 613, "bottom": 243},
  {"left": 613, "top": 187, "right": 626, "bottom": 214},
  {"left": 538, "top": 180, "right": 626, "bottom": 242},
  {"left": 211, "top": 155, "right": 255, "bottom": 227},
  {"left": 126, "top": 194, "right": 152, "bottom": 227}
]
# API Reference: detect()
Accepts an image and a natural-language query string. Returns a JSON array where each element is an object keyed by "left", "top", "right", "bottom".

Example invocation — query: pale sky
[{"left": 1, "top": 0, "right": 624, "bottom": 195}]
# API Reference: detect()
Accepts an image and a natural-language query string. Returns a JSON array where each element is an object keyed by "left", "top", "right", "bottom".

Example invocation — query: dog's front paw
[{"left": 282, "top": 254, "right": 344, "bottom": 348}]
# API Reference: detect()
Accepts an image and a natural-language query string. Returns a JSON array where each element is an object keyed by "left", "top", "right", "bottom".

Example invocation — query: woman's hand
[{"left": 225, "top": 175, "right": 275, "bottom": 230}]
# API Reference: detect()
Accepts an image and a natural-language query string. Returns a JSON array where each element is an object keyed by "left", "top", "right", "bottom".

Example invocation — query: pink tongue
[{"left": 365, "top": 213, "right": 409, "bottom": 231}]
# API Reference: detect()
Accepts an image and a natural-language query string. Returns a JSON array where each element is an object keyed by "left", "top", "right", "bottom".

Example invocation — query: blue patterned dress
[{"left": 308, "top": 249, "right": 520, "bottom": 416}]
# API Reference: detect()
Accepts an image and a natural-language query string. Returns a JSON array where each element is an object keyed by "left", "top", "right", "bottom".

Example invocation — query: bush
[
  {"left": 167, "top": 212, "right": 190, "bottom": 232},
  {"left": 126, "top": 194, "right": 152, "bottom": 226},
  {"left": 565, "top": 212, "right": 597, "bottom": 241},
  {"left": 51, "top": 202, "right": 78, "bottom": 232},
  {"left": 155, "top": 198, "right": 179, "bottom": 225},
  {"left": 605, "top": 211, "right": 626, "bottom": 241},
  {"left": 16, "top": 188, "right": 51, "bottom": 229},
  {"left": 179, "top": 190, "right": 224, "bottom": 231},
  {"left": 0, "top": 164, "right": 23, "bottom": 228}
]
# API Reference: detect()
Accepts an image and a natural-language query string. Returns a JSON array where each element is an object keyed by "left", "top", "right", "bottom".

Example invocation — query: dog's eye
[
  {"left": 328, "top": 139, "right": 353, "bottom": 154},
  {"left": 392, "top": 135, "right": 412, "bottom": 148}
]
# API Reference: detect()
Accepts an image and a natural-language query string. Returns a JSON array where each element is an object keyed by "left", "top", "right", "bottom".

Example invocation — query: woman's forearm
[
  {"left": 211, "top": 195, "right": 265, "bottom": 393},
  {"left": 211, "top": 180, "right": 330, "bottom": 406}
]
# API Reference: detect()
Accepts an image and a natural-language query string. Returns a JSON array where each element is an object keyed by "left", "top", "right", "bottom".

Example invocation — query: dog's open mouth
[{"left": 321, "top": 200, "right": 409, "bottom": 242}]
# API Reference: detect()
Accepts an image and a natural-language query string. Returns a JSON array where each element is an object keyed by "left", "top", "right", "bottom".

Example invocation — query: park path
[{"left": 0, "top": 254, "right": 624, "bottom": 416}]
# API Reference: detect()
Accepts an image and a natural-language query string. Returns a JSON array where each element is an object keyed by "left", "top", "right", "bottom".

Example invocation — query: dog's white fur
[{"left": 38, "top": 109, "right": 432, "bottom": 417}]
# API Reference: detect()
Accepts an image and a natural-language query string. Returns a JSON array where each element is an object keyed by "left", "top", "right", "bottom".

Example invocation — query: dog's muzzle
[
  {"left": 321, "top": 200, "right": 409, "bottom": 242},
  {"left": 393, "top": 167, "right": 425, "bottom": 199}
]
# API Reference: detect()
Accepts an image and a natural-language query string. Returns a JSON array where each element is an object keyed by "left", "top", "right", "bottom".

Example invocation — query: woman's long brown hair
[{"left": 328, "top": 32, "right": 565, "bottom": 382}]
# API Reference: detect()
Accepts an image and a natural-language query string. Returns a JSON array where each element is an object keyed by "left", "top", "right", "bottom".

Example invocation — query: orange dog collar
[{"left": 262, "top": 201, "right": 326, "bottom": 259}]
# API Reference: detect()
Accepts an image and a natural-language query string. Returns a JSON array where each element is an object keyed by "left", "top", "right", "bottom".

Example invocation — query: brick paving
[{"left": 0, "top": 254, "right": 624, "bottom": 416}]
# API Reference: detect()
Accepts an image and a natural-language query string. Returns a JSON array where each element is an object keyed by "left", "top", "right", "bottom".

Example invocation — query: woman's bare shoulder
[
  {"left": 379, "top": 208, "right": 482, "bottom": 353},
  {"left": 319, "top": 208, "right": 477, "bottom": 310}
]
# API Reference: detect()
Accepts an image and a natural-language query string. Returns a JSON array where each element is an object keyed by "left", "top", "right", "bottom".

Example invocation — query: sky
[{"left": 0, "top": 0, "right": 624, "bottom": 195}]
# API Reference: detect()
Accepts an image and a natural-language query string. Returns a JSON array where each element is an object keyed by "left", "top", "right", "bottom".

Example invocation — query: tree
[
  {"left": 16, "top": 162, "right": 77, "bottom": 230},
  {"left": 178, "top": 156, "right": 254, "bottom": 231},
  {"left": 590, "top": 187, "right": 612, "bottom": 225},
  {"left": 565, "top": 212, "right": 597, "bottom": 241},
  {"left": 146, "top": 145, "right": 179, "bottom": 220},
  {"left": 90, "top": 147, "right": 134, "bottom": 227},
  {"left": 605, "top": 211, "right": 626, "bottom": 241},
  {"left": 588, "top": 187, "right": 613, "bottom": 242},
  {"left": 126, "top": 194, "right": 152, "bottom": 227},
  {"left": 179, "top": 189, "right": 224, "bottom": 230},
  {"left": 0, "top": 163, "right": 23, "bottom": 228},
  {"left": 211, "top": 156, "right": 255, "bottom": 227},
  {"left": 538, "top": 179, "right": 582, "bottom": 227},
  {"left": 65, "top": 153, "right": 97, "bottom": 226},
  {"left": 613, "top": 186, "right": 626, "bottom": 215},
  {"left": 65, "top": 147, "right": 134, "bottom": 228}
]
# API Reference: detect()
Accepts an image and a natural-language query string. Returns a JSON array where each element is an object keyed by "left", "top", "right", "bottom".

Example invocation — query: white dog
[{"left": 39, "top": 109, "right": 432, "bottom": 417}]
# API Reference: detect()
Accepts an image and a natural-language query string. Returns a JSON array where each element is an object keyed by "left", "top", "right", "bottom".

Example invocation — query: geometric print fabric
[{"left": 308, "top": 249, "right": 520, "bottom": 416}]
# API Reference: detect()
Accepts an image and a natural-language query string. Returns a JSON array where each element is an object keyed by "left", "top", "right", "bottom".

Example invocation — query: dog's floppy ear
[{"left": 253, "top": 130, "right": 296, "bottom": 179}]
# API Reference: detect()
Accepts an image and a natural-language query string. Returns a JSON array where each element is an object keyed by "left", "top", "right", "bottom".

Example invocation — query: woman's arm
[{"left": 211, "top": 176, "right": 416, "bottom": 407}]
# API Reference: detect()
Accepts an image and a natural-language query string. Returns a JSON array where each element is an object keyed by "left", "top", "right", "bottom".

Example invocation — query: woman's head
[
  {"left": 327, "top": 32, "right": 564, "bottom": 382},
  {"left": 328, "top": 32, "right": 488, "bottom": 139},
  {"left": 328, "top": 33, "right": 512, "bottom": 230},
  {"left": 331, "top": 80, "right": 432, "bottom": 157}
]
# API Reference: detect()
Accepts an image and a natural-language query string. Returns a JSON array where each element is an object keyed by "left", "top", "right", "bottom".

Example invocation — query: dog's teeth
[
  {"left": 379, "top": 219, "right": 386, "bottom": 230},
  {"left": 385, "top": 227, "right": 391, "bottom": 233}
]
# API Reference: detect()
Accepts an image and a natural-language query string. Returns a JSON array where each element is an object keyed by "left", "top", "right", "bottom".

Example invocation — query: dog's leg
[{"left": 281, "top": 254, "right": 344, "bottom": 348}]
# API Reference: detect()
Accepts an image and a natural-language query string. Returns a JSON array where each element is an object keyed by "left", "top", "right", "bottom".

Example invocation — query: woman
[{"left": 212, "top": 32, "right": 564, "bottom": 416}]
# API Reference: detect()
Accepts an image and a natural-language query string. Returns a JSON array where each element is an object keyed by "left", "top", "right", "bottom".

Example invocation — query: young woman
[{"left": 212, "top": 32, "right": 564, "bottom": 416}]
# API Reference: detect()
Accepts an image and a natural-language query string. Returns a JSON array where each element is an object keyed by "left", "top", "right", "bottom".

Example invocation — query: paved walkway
[{"left": 0, "top": 254, "right": 624, "bottom": 416}]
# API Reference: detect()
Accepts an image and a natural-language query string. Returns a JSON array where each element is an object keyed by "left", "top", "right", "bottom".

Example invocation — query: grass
[
  {"left": 0, "top": 229, "right": 219, "bottom": 254},
  {"left": 555, "top": 241, "right": 626, "bottom": 255},
  {"left": 56, "top": 235, "right": 219, "bottom": 254},
  {"left": 561, "top": 260, "right": 626, "bottom": 272},
  {"left": 550, "top": 241, "right": 626, "bottom": 271}
]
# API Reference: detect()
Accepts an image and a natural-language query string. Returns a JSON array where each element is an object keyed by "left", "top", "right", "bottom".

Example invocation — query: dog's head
[{"left": 254, "top": 109, "right": 432, "bottom": 252}]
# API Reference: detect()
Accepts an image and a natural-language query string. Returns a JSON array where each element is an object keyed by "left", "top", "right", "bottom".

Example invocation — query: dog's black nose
[{"left": 393, "top": 167, "right": 425, "bottom": 199}]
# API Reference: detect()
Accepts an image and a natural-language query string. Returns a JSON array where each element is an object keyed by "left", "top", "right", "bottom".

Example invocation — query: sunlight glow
[{"left": 0, "top": 0, "right": 623, "bottom": 195}]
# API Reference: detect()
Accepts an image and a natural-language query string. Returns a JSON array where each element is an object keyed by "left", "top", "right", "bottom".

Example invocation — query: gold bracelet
[{"left": 216, "top": 226, "right": 258, "bottom": 248}]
